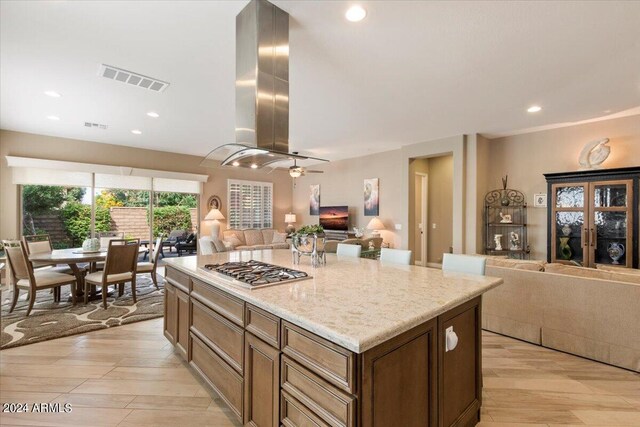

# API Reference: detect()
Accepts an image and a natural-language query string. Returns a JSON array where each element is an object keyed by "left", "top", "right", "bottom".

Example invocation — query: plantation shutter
[{"left": 227, "top": 179, "right": 273, "bottom": 230}]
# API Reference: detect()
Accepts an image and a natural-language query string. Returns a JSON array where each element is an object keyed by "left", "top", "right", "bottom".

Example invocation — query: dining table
[{"left": 28, "top": 247, "right": 146, "bottom": 301}]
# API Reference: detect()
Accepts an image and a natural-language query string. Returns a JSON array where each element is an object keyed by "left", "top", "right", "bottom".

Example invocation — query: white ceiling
[{"left": 1, "top": 1, "right": 639, "bottom": 162}]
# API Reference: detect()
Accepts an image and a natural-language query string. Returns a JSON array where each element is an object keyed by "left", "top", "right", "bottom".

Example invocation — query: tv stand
[{"left": 324, "top": 230, "right": 356, "bottom": 241}]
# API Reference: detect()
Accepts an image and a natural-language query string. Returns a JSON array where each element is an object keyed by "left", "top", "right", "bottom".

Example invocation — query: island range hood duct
[{"left": 201, "top": 0, "right": 328, "bottom": 170}]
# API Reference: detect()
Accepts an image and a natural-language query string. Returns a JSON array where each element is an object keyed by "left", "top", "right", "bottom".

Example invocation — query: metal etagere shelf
[{"left": 484, "top": 188, "right": 530, "bottom": 259}]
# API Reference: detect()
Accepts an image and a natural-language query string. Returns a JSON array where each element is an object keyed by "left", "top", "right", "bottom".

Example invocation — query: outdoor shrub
[
  {"left": 152, "top": 206, "right": 192, "bottom": 237},
  {"left": 61, "top": 201, "right": 111, "bottom": 246}
]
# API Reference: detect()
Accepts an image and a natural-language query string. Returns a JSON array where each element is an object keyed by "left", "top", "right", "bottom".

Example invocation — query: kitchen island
[{"left": 163, "top": 250, "right": 502, "bottom": 427}]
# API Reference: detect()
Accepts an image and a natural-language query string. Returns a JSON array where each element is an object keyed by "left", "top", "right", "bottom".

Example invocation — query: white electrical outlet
[
  {"left": 394, "top": 224, "right": 402, "bottom": 230},
  {"left": 432, "top": 223, "right": 437, "bottom": 229}
]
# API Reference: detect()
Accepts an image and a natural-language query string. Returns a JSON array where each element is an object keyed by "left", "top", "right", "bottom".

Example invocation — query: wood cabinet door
[
  {"left": 438, "top": 297, "right": 481, "bottom": 427},
  {"left": 588, "top": 180, "right": 633, "bottom": 268},
  {"left": 361, "top": 318, "right": 437, "bottom": 427},
  {"left": 551, "top": 182, "right": 590, "bottom": 266},
  {"left": 176, "top": 288, "right": 190, "bottom": 360},
  {"left": 163, "top": 282, "right": 177, "bottom": 345},
  {"left": 244, "top": 333, "right": 280, "bottom": 427}
]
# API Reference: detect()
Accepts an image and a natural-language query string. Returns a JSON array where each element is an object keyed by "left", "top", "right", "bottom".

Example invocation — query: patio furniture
[
  {"left": 84, "top": 239, "right": 140, "bottom": 309},
  {"left": 3, "top": 240, "right": 78, "bottom": 316},
  {"left": 137, "top": 236, "right": 163, "bottom": 288},
  {"left": 163, "top": 230, "right": 188, "bottom": 254},
  {"left": 175, "top": 233, "right": 197, "bottom": 256},
  {"left": 97, "top": 231, "right": 125, "bottom": 249}
]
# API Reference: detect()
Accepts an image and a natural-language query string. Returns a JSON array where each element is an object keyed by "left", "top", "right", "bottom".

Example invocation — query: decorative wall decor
[
  {"left": 309, "top": 184, "right": 320, "bottom": 215},
  {"left": 533, "top": 193, "right": 547, "bottom": 208},
  {"left": 207, "top": 195, "right": 222, "bottom": 211},
  {"left": 364, "top": 178, "right": 379, "bottom": 216},
  {"left": 578, "top": 138, "right": 610, "bottom": 170}
]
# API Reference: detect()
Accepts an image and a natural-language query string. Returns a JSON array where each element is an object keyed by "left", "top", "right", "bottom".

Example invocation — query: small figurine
[
  {"left": 510, "top": 231, "right": 520, "bottom": 250},
  {"left": 353, "top": 227, "right": 364, "bottom": 238},
  {"left": 494, "top": 234, "right": 503, "bottom": 251},
  {"left": 499, "top": 212, "right": 512, "bottom": 223}
]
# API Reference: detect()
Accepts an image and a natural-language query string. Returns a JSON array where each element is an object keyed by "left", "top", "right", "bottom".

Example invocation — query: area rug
[{"left": 0, "top": 274, "right": 164, "bottom": 349}]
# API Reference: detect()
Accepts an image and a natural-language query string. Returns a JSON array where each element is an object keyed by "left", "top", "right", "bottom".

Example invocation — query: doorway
[{"left": 409, "top": 154, "right": 453, "bottom": 267}]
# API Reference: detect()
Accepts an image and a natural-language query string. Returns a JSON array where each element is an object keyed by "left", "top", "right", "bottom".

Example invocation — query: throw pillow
[
  {"left": 212, "top": 238, "right": 227, "bottom": 252},
  {"left": 224, "top": 235, "right": 242, "bottom": 249},
  {"left": 272, "top": 232, "right": 287, "bottom": 244}
]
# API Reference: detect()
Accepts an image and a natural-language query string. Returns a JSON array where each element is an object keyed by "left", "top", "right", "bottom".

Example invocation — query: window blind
[
  {"left": 12, "top": 167, "right": 93, "bottom": 187},
  {"left": 227, "top": 179, "right": 273, "bottom": 230}
]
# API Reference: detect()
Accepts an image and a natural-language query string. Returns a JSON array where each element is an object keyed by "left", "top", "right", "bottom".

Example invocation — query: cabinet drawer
[
  {"left": 165, "top": 266, "right": 190, "bottom": 293},
  {"left": 190, "top": 334, "right": 243, "bottom": 422},
  {"left": 191, "top": 299, "right": 244, "bottom": 374},
  {"left": 282, "top": 390, "right": 330, "bottom": 427},
  {"left": 282, "top": 356, "right": 356, "bottom": 427},
  {"left": 191, "top": 278, "right": 244, "bottom": 326},
  {"left": 246, "top": 304, "right": 280, "bottom": 348},
  {"left": 282, "top": 322, "right": 356, "bottom": 394}
]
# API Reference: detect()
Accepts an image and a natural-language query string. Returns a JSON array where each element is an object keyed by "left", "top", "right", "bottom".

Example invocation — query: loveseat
[
  {"left": 222, "top": 229, "right": 290, "bottom": 251},
  {"left": 482, "top": 257, "right": 640, "bottom": 372}
]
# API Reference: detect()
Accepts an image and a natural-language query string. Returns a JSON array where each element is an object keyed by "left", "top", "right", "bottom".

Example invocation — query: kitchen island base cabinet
[{"left": 163, "top": 264, "right": 487, "bottom": 427}]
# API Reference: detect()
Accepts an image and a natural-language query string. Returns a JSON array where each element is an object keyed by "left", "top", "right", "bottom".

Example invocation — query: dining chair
[
  {"left": 84, "top": 239, "right": 139, "bottom": 309},
  {"left": 336, "top": 242, "right": 362, "bottom": 258},
  {"left": 380, "top": 248, "right": 412, "bottom": 265},
  {"left": 137, "top": 236, "right": 162, "bottom": 289},
  {"left": 442, "top": 253, "right": 486, "bottom": 276},
  {"left": 2, "top": 240, "right": 77, "bottom": 316},
  {"left": 98, "top": 231, "right": 125, "bottom": 249}
]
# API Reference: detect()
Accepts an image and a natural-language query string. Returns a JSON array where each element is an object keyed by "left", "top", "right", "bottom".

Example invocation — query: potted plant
[{"left": 291, "top": 224, "right": 325, "bottom": 264}]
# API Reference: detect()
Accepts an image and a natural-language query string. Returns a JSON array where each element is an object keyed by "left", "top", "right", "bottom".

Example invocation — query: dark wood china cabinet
[{"left": 544, "top": 167, "right": 639, "bottom": 269}]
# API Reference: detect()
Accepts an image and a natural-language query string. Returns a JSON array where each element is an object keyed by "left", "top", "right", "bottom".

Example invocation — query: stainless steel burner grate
[{"left": 200, "top": 260, "right": 310, "bottom": 289}]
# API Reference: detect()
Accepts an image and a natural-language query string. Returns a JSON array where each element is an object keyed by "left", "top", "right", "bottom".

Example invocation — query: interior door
[
  {"left": 551, "top": 183, "right": 589, "bottom": 266},
  {"left": 588, "top": 180, "right": 633, "bottom": 268}
]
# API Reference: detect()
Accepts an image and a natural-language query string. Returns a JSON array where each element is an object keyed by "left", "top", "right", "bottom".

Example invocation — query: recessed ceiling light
[
  {"left": 131, "top": 129, "right": 142, "bottom": 135},
  {"left": 147, "top": 112, "right": 159, "bottom": 118},
  {"left": 46, "top": 115, "right": 60, "bottom": 121},
  {"left": 346, "top": 5, "right": 367, "bottom": 22},
  {"left": 232, "top": 161, "right": 240, "bottom": 167},
  {"left": 250, "top": 163, "right": 258, "bottom": 169},
  {"left": 44, "top": 91, "right": 62, "bottom": 98},
  {"left": 527, "top": 105, "right": 542, "bottom": 113}
]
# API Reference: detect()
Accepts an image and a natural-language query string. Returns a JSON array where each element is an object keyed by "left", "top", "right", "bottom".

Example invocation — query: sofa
[
  {"left": 481, "top": 257, "right": 640, "bottom": 372},
  {"left": 222, "top": 229, "right": 290, "bottom": 251}
]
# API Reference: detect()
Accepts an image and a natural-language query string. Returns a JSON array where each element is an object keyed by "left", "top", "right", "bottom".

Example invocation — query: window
[{"left": 228, "top": 179, "right": 273, "bottom": 230}]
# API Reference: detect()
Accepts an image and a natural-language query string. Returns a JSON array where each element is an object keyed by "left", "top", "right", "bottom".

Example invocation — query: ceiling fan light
[{"left": 289, "top": 168, "right": 302, "bottom": 178}]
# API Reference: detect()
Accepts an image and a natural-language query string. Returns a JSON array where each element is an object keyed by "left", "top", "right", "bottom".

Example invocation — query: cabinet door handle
[
  {"left": 590, "top": 228, "right": 596, "bottom": 247},
  {"left": 445, "top": 326, "right": 458, "bottom": 352},
  {"left": 584, "top": 228, "right": 589, "bottom": 247}
]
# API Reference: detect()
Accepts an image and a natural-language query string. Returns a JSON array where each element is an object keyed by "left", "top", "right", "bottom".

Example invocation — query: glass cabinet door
[
  {"left": 589, "top": 180, "right": 633, "bottom": 268},
  {"left": 552, "top": 183, "right": 588, "bottom": 265}
]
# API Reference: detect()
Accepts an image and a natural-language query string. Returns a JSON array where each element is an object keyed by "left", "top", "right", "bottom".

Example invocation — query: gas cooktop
[{"left": 200, "top": 260, "right": 310, "bottom": 289}]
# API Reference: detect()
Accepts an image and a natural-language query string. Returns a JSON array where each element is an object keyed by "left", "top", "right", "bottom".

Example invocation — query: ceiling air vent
[
  {"left": 85, "top": 122, "right": 108, "bottom": 130},
  {"left": 97, "top": 64, "right": 170, "bottom": 92}
]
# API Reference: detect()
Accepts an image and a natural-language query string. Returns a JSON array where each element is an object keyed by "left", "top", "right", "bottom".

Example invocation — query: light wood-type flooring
[{"left": 0, "top": 319, "right": 638, "bottom": 426}]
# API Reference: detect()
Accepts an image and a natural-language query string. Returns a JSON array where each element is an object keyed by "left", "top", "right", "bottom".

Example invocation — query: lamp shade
[
  {"left": 285, "top": 213, "right": 297, "bottom": 223},
  {"left": 205, "top": 208, "right": 225, "bottom": 221},
  {"left": 366, "top": 217, "right": 385, "bottom": 230}
]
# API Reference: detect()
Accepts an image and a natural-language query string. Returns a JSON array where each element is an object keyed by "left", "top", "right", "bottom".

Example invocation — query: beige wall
[
  {"left": 0, "top": 130, "right": 293, "bottom": 240},
  {"left": 485, "top": 114, "right": 640, "bottom": 260},
  {"left": 292, "top": 149, "right": 404, "bottom": 248}
]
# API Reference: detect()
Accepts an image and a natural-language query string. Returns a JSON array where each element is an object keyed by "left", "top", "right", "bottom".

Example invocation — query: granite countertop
[{"left": 163, "top": 250, "right": 502, "bottom": 353}]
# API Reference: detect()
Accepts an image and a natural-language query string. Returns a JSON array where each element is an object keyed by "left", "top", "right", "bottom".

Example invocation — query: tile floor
[{"left": 0, "top": 319, "right": 638, "bottom": 426}]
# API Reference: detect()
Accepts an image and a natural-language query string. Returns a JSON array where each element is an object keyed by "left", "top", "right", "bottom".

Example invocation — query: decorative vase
[
  {"left": 82, "top": 238, "right": 100, "bottom": 252},
  {"left": 607, "top": 242, "right": 625, "bottom": 265},
  {"left": 292, "top": 234, "right": 325, "bottom": 267},
  {"left": 559, "top": 237, "right": 572, "bottom": 260},
  {"left": 500, "top": 190, "right": 510, "bottom": 206},
  {"left": 561, "top": 224, "right": 572, "bottom": 236}
]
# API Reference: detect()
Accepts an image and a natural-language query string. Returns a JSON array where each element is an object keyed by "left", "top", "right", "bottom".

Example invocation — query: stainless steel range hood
[{"left": 201, "top": 0, "right": 328, "bottom": 170}]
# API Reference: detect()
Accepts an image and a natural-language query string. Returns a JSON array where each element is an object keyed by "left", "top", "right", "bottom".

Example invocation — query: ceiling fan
[{"left": 288, "top": 154, "right": 324, "bottom": 178}]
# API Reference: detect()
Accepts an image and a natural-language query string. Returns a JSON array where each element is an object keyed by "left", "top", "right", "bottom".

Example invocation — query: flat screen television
[{"left": 319, "top": 206, "right": 349, "bottom": 231}]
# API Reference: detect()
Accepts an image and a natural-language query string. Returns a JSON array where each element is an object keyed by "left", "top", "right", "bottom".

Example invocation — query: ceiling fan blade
[{"left": 305, "top": 170, "right": 324, "bottom": 173}]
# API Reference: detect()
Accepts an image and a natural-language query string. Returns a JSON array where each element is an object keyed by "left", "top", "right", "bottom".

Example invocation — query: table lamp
[
  {"left": 366, "top": 217, "right": 385, "bottom": 237},
  {"left": 205, "top": 208, "right": 225, "bottom": 239},
  {"left": 285, "top": 213, "right": 297, "bottom": 234}
]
